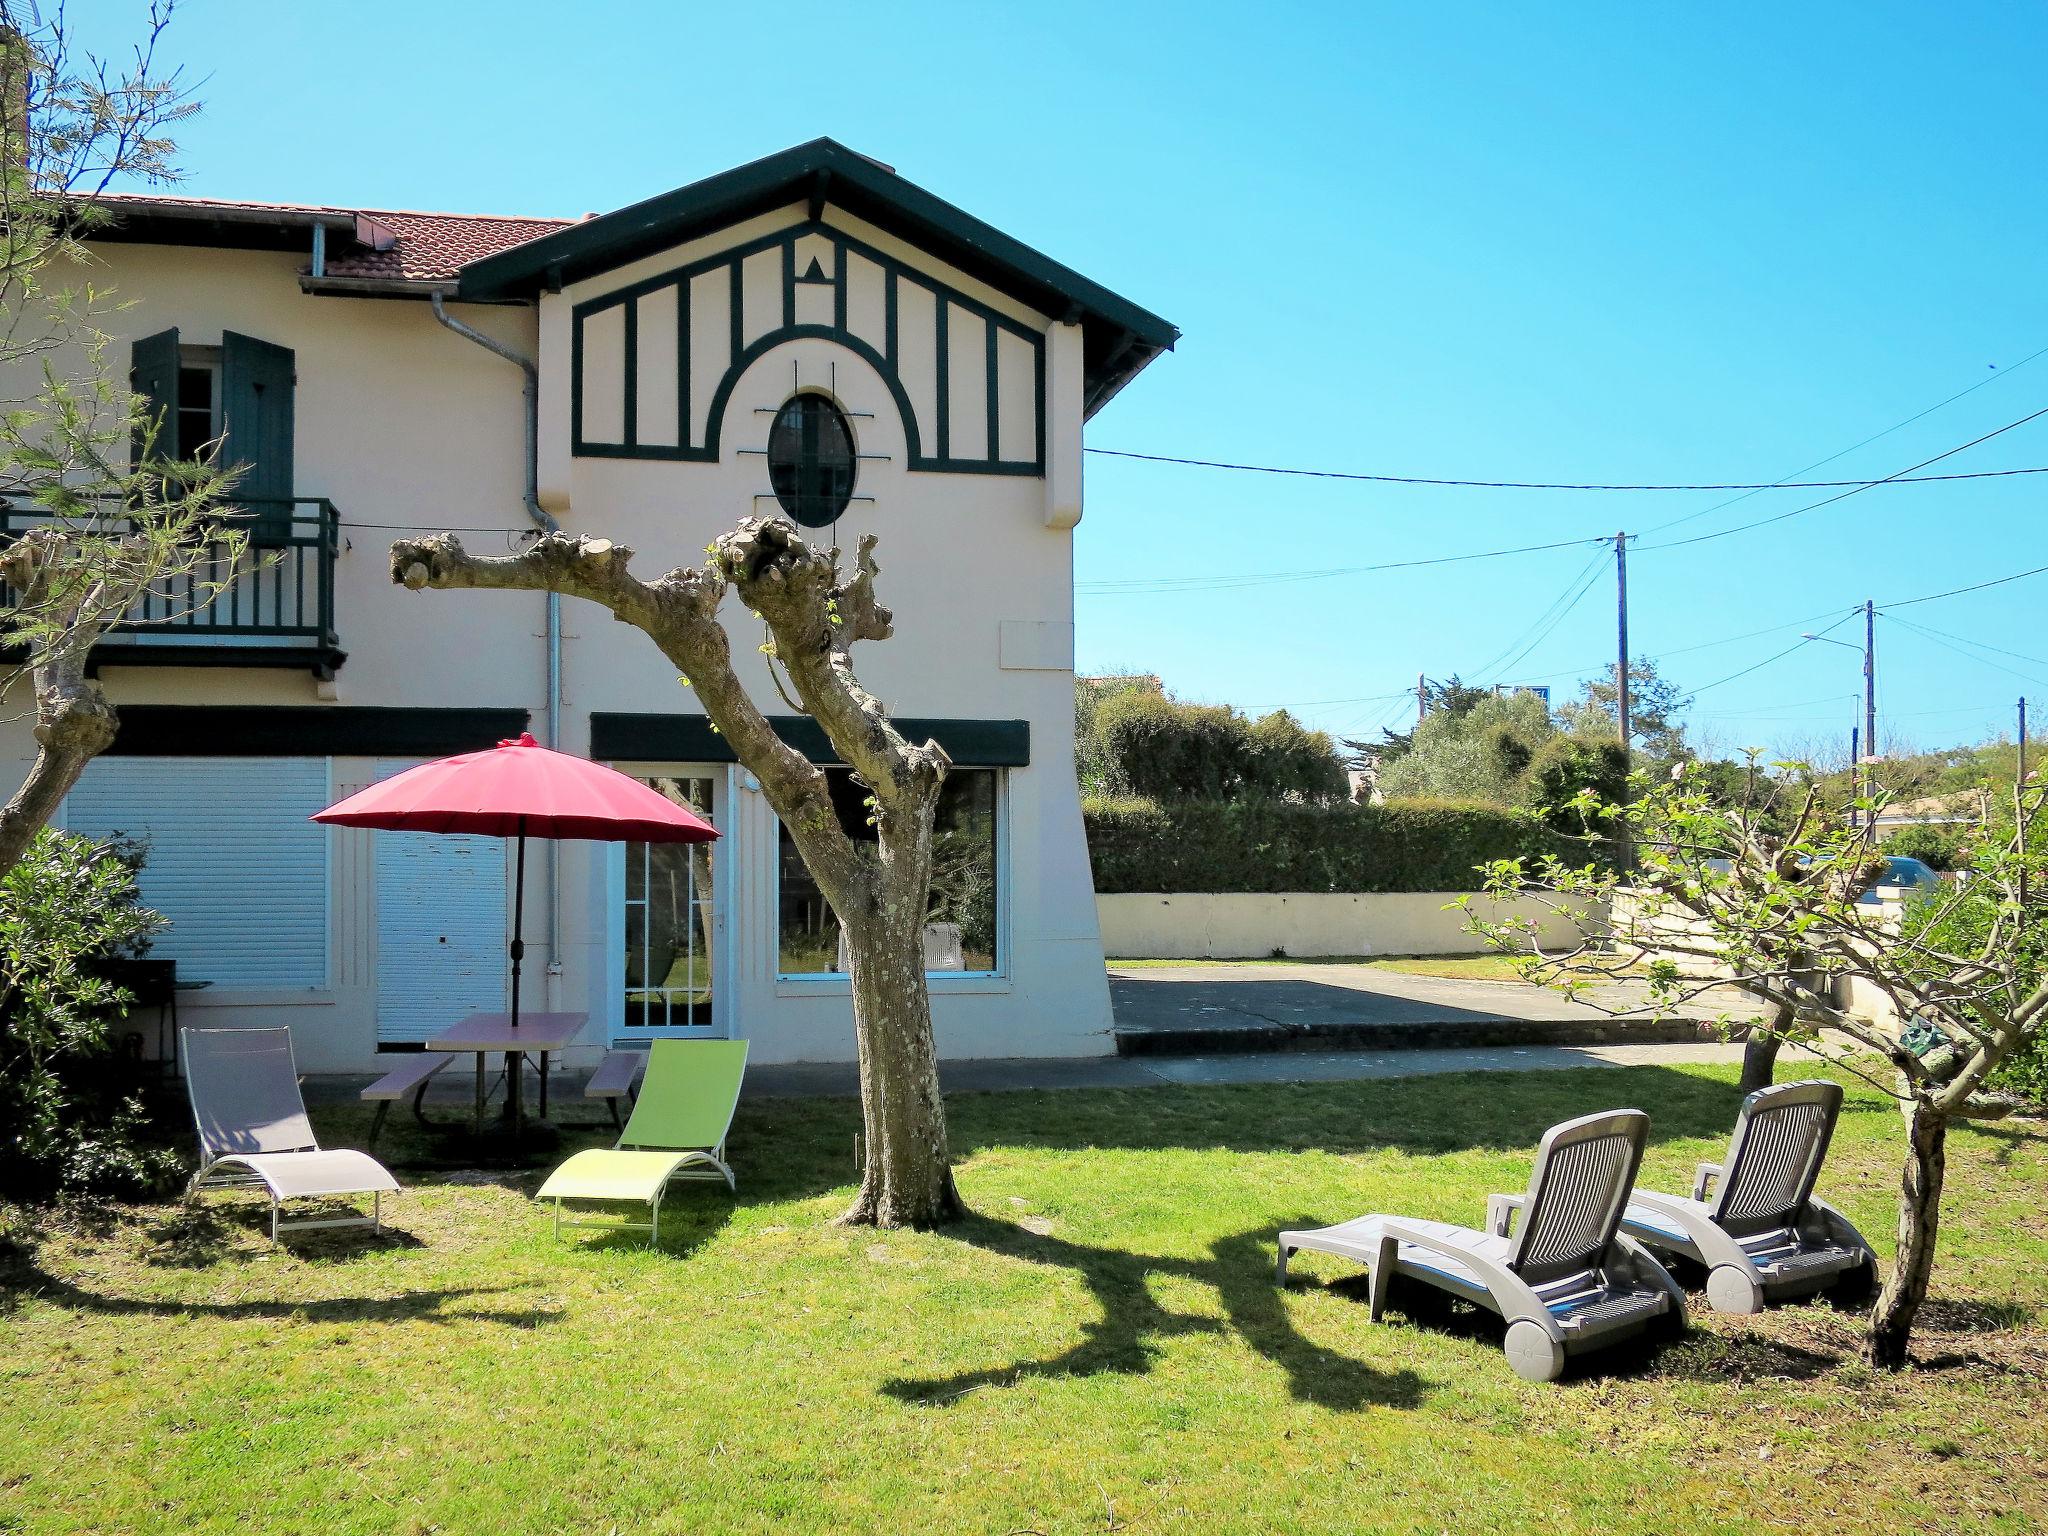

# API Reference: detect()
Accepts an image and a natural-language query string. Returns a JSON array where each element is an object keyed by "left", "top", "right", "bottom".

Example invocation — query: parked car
[
  {"left": 1698, "top": 853, "right": 1943, "bottom": 904},
  {"left": 1860, "top": 854, "right": 1942, "bottom": 904}
]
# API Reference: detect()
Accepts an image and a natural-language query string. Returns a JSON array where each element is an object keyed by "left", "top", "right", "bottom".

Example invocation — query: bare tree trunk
[
  {"left": 1737, "top": 1003, "right": 1789, "bottom": 1094},
  {"left": 0, "top": 675, "right": 118, "bottom": 874},
  {"left": 0, "top": 531, "right": 123, "bottom": 877},
  {"left": 1868, "top": 1100, "right": 1946, "bottom": 1369},
  {"left": 841, "top": 910, "right": 962, "bottom": 1226}
]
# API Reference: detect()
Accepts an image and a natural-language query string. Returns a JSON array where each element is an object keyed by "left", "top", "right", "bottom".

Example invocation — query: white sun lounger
[
  {"left": 1619, "top": 1080, "right": 1878, "bottom": 1312},
  {"left": 182, "top": 1026, "right": 400, "bottom": 1242},
  {"left": 1278, "top": 1109, "right": 1686, "bottom": 1382}
]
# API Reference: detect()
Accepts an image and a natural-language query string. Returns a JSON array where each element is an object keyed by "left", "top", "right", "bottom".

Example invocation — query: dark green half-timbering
[
  {"left": 106, "top": 707, "right": 530, "bottom": 758},
  {"left": 591, "top": 713, "right": 1030, "bottom": 768},
  {"left": 570, "top": 219, "right": 1045, "bottom": 476}
]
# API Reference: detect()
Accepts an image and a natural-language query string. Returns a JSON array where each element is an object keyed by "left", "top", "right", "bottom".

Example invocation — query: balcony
[{"left": 0, "top": 497, "right": 346, "bottom": 678}]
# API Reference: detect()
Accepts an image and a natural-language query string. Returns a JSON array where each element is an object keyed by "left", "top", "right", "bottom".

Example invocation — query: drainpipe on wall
[{"left": 430, "top": 289, "right": 564, "bottom": 1001}]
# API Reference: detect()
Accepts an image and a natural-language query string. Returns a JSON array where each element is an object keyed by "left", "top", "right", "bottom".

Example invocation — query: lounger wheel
[
  {"left": 1504, "top": 1320, "right": 1566, "bottom": 1383},
  {"left": 1706, "top": 1263, "right": 1765, "bottom": 1314}
]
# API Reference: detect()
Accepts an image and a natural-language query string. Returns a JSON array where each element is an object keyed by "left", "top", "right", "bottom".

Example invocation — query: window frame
[
  {"left": 765, "top": 391, "right": 859, "bottom": 528},
  {"left": 176, "top": 344, "right": 223, "bottom": 458},
  {"left": 601, "top": 763, "right": 736, "bottom": 1044},
  {"left": 772, "top": 766, "right": 1012, "bottom": 994}
]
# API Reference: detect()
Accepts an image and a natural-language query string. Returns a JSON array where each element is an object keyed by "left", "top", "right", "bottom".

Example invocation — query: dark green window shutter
[
  {"left": 221, "top": 331, "right": 296, "bottom": 545},
  {"left": 130, "top": 327, "right": 181, "bottom": 462}
]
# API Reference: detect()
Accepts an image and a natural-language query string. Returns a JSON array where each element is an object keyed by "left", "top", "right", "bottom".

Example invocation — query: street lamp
[{"left": 1803, "top": 607, "right": 1877, "bottom": 821}]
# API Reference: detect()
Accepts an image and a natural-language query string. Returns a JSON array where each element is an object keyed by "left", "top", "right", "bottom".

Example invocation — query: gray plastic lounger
[
  {"left": 183, "top": 1027, "right": 400, "bottom": 1241},
  {"left": 1278, "top": 1109, "right": 1685, "bottom": 1382},
  {"left": 1619, "top": 1080, "right": 1878, "bottom": 1313}
]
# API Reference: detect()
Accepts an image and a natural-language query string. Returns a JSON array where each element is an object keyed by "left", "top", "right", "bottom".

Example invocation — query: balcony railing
[{"left": 0, "top": 497, "right": 346, "bottom": 677}]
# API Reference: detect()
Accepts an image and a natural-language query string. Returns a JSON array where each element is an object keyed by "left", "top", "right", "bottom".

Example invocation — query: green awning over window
[{"left": 591, "top": 713, "right": 1029, "bottom": 768}]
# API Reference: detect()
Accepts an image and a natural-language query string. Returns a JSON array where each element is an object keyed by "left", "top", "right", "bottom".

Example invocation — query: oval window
[{"left": 766, "top": 395, "right": 857, "bottom": 528}]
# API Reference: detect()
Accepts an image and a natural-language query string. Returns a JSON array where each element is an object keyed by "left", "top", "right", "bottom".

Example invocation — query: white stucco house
[{"left": 3, "top": 139, "right": 1177, "bottom": 1072}]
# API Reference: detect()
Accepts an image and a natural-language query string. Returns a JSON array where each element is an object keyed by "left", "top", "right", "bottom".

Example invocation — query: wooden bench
[
  {"left": 584, "top": 1049, "right": 646, "bottom": 1128},
  {"left": 361, "top": 1053, "right": 454, "bottom": 1148}
]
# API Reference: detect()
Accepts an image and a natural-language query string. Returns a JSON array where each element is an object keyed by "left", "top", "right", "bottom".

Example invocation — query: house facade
[{"left": 3, "top": 140, "right": 1176, "bottom": 1071}]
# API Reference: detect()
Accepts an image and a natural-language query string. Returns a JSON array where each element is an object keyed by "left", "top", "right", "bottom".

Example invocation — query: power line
[
  {"left": 1637, "top": 402, "right": 2048, "bottom": 552},
  {"left": 1876, "top": 615, "right": 2048, "bottom": 669},
  {"left": 1080, "top": 406, "right": 2048, "bottom": 596},
  {"left": 1640, "top": 557, "right": 2048, "bottom": 697},
  {"left": 1882, "top": 560, "right": 2048, "bottom": 609},
  {"left": 1463, "top": 549, "right": 1609, "bottom": 681},
  {"left": 1690, "top": 611, "right": 1858, "bottom": 694},
  {"left": 1074, "top": 532, "right": 1610, "bottom": 595},
  {"left": 1485, "top": 554, "right": 1610, "bottom": 684},
  {"left": 1882, "top": 613, "right": 2048, "bottom": 688},
  {"left": 1083, "top": 449, "right": 2048, "bottom": 493},
  {"left": 1637, "top": 340, "right": 2048, "bottom": 537}
]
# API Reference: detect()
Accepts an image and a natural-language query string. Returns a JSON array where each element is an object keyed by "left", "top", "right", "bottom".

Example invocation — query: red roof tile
[
  {"left": 93, "top": 193, "right": 574, "bottom": 284},
  {"left": 325, "top": 209, "right": 576, "bottom": 282}
]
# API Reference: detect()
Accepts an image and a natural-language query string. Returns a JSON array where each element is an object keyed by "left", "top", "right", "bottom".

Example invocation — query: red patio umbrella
[{"left": 313, "top": 732, "right": 718, "bottom": 1031}]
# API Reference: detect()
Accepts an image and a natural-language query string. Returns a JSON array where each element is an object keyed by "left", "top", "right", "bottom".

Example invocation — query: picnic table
[{"left": 425, "top": 1011, "right": 588, "bottom": 1137}]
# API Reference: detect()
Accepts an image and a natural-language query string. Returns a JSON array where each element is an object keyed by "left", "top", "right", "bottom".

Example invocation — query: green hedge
[{"left": 1084, "top": 796, "right": 1578, "bottom": 895}]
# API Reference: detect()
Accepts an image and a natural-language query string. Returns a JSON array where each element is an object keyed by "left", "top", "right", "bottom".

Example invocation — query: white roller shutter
[
  {"left": 372, "top": 761, "right": 509, "bottom": 1044},
  {"left": 66, "top": 757, "right": 331, "bottom": 988}
]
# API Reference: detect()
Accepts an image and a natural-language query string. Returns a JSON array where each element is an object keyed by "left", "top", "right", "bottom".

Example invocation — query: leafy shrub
[
  {"left": 1374, "top": 691, "right": 1553, "bottom": 805},
  {"left": 0, "top": 829, "right": 178, "bottom": 1200},
  {"left": 1085, "top": 795, "right": 1578, "bottom": 894},
  {"left": 1899, "top": 877, "right": 2048, "bottom": 1105},
  {"left": 1524, "top": 736, "right": 1631, "bottom": 835},
  {"left": 1087, "top": 691, "right": 1348, "bottom": 805}
]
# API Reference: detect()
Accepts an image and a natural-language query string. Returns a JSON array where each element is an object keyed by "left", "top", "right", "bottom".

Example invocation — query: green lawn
[
  {"left": 4, "top": 1064, "right": 2045, "bottom": 1534},
  {"left": 1110, "top": 953, "right": 1536, "bottom": 981}
]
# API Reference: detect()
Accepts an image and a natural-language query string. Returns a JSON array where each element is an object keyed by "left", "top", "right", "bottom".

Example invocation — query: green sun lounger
[{"left": 537, "top": 1038, "right": 747, "bottom": 1243}]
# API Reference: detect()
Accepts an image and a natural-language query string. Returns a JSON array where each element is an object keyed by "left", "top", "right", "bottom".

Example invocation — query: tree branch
[{"left": 389, "top": 528, "right": 870, "bottom": 903}]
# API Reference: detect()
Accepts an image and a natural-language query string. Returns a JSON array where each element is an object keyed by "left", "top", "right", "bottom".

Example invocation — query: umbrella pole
[
  {"left": 510, "top": 820, "right": 526, "bottom": 1028},
  {"left": 509, "top": 819, "right": 526, "bottom": 1138}
]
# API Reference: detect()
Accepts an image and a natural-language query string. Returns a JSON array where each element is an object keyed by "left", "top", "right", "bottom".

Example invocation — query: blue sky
[{"left": 90, "top": 1, "right": 2048, "bottom": 759}]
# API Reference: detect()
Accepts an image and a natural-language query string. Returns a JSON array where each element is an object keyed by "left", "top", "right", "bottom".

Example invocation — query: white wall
[
  {"left": 1096, "top": 891, "right": 1587, "bottom": 960},
  {"left": 1, "top": 217, "right": 1121, "bottom": 1072}
]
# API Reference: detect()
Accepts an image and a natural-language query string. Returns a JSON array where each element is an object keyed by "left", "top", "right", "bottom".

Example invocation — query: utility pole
[
  {"left": 2021, "top": 696, "right": 2029, "bottom": 785},
  {"left": 1862, "top": 599, "right": 1877, "bottom": 812},
  {"left": 1615, "top": 531, "right": 1631, "bottom": 766},
  {"left": 1849, "top": 725, "right": 1860, "bottom": 830},
  {"left": 1416, "top": 671, "right": 1426, "bottom": 728}
]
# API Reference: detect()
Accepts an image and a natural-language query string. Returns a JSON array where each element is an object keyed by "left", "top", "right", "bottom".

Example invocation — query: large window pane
[
  {"left": 623, "top": 776, "right": 715, "bottom": 1028},
  {"left": 777, "top": 768, "right": 1000, "bottom": 975}
]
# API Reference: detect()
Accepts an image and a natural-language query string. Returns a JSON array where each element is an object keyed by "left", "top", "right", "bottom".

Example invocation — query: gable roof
[
  {"left": 87, "top": 140, "right": 1177, "bottom": 412},
  {"left": 456, "top": 138, "right": 1177, "bottom": 414},
  {"left": 88, "top": 193, "right": 573, "bottom": 288}
]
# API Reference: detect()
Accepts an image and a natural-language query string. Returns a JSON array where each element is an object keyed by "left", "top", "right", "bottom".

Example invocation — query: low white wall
[{"left": 1095, "top": 891, "right": 1584, "bottom": 960}]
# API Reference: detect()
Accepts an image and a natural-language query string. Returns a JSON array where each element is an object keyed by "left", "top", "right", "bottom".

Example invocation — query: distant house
[
  {"left": 1873, "top": 791, "right": 1988, "bottom": 834},
  {"left": 1080, "top": 673, "right": 1164, "bottom": 696},
  {"left": 4, "top": 139, "right": 1178, "bottom": 1072}
]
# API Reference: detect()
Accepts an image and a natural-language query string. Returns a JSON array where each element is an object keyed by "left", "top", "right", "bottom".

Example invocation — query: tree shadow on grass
[
  {"left": 0, "top": 1249, "right": 560, "bottom": 1330},
  {"left": 883, "top": 1216, "right": 1427, "bottom": 1412},
  {"left": 1949, "top": 1113, "right": 2048, "bottom": 1168},
  {"left": 132, "top": 1198, "right": 436, "bottom": 1269},
  {"left": 942, "top": 1064, "right": 1751, "bottom": 1163}
]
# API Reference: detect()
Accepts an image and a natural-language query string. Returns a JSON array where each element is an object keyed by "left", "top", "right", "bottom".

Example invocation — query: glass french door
[{"left": 620, "top": 774, "right": 719, "bottom": 1036}]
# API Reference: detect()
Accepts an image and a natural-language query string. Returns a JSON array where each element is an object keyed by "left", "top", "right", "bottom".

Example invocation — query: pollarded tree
[
  {"left": 1465, "top": 756, "right": 2044, "bottom": 1368},
  {"left": 391, "top": 519, "right": 965, "bottom": 1227}
]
